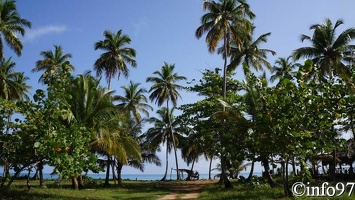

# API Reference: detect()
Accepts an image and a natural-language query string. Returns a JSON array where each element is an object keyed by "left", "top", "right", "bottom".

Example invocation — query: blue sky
[{"left": 6, "top": 0, "right": 355, "bottom": 175}]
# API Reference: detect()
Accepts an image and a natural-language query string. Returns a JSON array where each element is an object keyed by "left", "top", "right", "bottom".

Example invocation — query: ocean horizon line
[{"left": 16, "top": 172, "right": 263, "bottom": 181}]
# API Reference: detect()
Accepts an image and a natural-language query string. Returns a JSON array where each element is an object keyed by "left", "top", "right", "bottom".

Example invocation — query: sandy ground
[{"left": 157, "top": 180, "right": 216, "bottom": 200}]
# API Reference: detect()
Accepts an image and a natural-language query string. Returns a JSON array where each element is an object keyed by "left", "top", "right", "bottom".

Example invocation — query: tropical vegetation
[{"left": 2, "top": 0, "right": 355, "bottom": 199}]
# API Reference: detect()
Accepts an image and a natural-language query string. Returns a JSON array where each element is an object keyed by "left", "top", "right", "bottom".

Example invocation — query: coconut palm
[
  {"left": 196, "top": 0, "right": 254, "bottom": 187},
  {"left": 292, "top": 18, "right": 355, "bottom": 79},
  {"left": 115, "top": 116, "right": 161, "bottom": 186},
  {"left": 220, "top": 28, "right": 276, "bottom": 73},
  {"left": 0, "top": 0, "right": 31, "bottom": 60},
  {"left": 67, "top": 72, "right": 141, "bottom": 187},
  {"left": 145, "top": 107, "right": 181, "bottom": 181},
  {"left": 115, "top": 81, "right": 152, "bottom": 124},
  {"left": 32, "top": 45, "right": 74, "bottom": 84},
  {"left": 94, "top": 29, "right": 136, "bottom": 89},
  {"left": 146, "top": 63, "right": 186, "bottom": 107},
  {"left": 146, "top": 62, "right": 186, "bottom": 180},
  {"left": 179, "top": 131, "right": 204, "bottom": 180},
  {"left": 270, "top": 56, "right": 299, "bottom": 83},
  {"left": 196, "top": 0, "right": 254, "bottom": 99},
  {"left": 0, "top": 57, "right": 30, "bottom": 100},
  {"left": 213, "top": 161, "right": 251, "bottom": 179}
]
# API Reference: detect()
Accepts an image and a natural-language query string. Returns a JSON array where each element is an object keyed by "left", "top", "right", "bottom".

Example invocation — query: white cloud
[
  {"left": 23, "top": 25, "right": 67, "bottom": 41},
  {"left": 133, "top": 17, "right": 148, "bottom": 37}
]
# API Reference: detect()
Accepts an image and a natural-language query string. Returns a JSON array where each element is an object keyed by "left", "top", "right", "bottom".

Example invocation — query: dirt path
[{"left": 157, "top": 180, "right": 215, "bottom": 200}]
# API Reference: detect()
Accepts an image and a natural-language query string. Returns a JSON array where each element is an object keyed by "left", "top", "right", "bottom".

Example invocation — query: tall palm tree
[
  {"left": 292, "top": 18, "right": 355, "bottom": 79},
  {"left": 146, "top": 63, "right": 186, "bottom": 180},
  {"left": 270, "top": 56, "right": 299, "bottom": 83},
  {"left": 145, "top": 107, "right": 181, "bottom": 181},
  {"left": 196, "top": 0, "right": 254, "bottom": 99},
  {"left": 0, "top": 57, "right": 30, "bottom": 100},
  {"left": 196, "top": 0, "right": 254, "bottom": 187},
  {"left": 94, "top": 29, "right": 137, "bottom": 89},
  {"left": 0, "top": 0, "right": 31, "bottom": 60},
  {"left": 221, "top": 28, "right": 276, "bottom": 73},
  {"left": 115, "top": 81, "right": 153, "bottom": 124},
  {"left": 32, "top": 45, "right": 74, "bottom": 84}
]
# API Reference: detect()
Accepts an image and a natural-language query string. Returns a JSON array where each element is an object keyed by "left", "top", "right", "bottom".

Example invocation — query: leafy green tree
[
  {"left": 0, "top": 65, "right": 100, "bottom": 189},
  {"left": 146, "top": 62, "right": 186, "bottom": 180},
  {"left": 0, "top": 57, "right": 30, "bottom": 181},
  {"left": 179, "top": 68, "right": 247, "bottom": 184},
  {"left": 94, "top": 29, "right": 137, "bottom": 89},
  {"left": 116, "top": 81, "right": 152, "bottom": 124},
  {"left": 293, "top": 18, "right": 355, "bottom": 79},
  {"left": 196, "top": 0, "right": 254, "bottom": 188},
  {"left": 0, "top": 0, "right": 31, "bottom": 59},
  {"left": 32, "top": 45, "right": 74, "bottom": 84}
]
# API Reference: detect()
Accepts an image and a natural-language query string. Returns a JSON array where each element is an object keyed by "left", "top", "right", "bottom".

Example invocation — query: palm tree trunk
[
  {"left": 104, "top": 155, "right": 110, "bottom": 187},
  {"left": 107, "top": 74, "right": 112, "bottom": 90},
  {"left": 209, "top": 157, "right": 213, "bottom": 180},
  {"left": 247, "top": 159, "right": 255, "bottom": 180},
  {"left": 219, "top": 29, "right": 232, "bottom": 189},
  {"left": 160, "top": 144, "right": 169, "bottom": 181},
  {"left": 262, "top": 158, "right": 278, "bottom": 187},
  {"left": 116, "top": 161, "right": 123, "bottom": 187},
  {"left": 166, "top": 101, "right": 180, "bottom": 180},
  {"left": 111, "top": 156, "right": 117, "bottom": 186},
  {"left": 292, "top": 157, "right": 296, "bottom": 175},
  {"left": 186, "top": 158, "right": 196, "bottom": 181},
  {"left": 38, "top": 161, "right": 46, "bottom": 188},
  {"left": 281, "top": 160, "right": 292, "bottom": 197},
  {"left": 331, "top": 149, "right": 336, "bottom": 181},
  {"left": 32, "top": 168, "right": 39, "bottom": 180}
]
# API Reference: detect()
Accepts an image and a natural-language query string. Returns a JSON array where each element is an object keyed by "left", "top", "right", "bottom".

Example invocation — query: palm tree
[
  {"left": 213, "top": 161, "right": 251, "bottom": 179},
  {"left": 145, "top": 107, "right": 181, "bottom": 181},
  {"left": 32, "top": 45, "right": 74, "bottom": 84},
  {"left": 196, "top": 0, "right": 254, "bottom": 187},
  {"left": 292, "top": 18, "right": 355, "bottom": 79},
  {"left": 67, "top": 72, "right": 141, "bottom": 187},
  {"left": 196, "top": 0, "right": 254, "bottom": 99},
  {"left": 0, "top": 0, "right": 31, "bottom": 60},
  {"left": 180, "top": 131, "right": 204, "bottom": 180},
  {"left": 146, "top": 62, "right": 186, "bottom": 180},
  {"left": 270, "top": 56, "right": 299, "bottom": 83},
  {"left": 0, "top": 57, "right": 30, "bottom": 100},
  {"left": 115, "top": 81, "right": 153, "bottom": 124},
  {"left": 221, "top": 28, "right": 276, "bottom": 73},
  {"left": 115, "top": 116, "right": 161, "bottom": 186},
  {"left": 94, "top": 29, "right": 137, "bottom": 89}
]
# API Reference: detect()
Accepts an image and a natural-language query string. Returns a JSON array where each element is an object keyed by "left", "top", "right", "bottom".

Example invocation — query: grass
[
  {"left": 2, "top": 178, "right": 355, "bottom": 199},
  {"left": 199, "top": 180, "right": 355, "bottom": 200},
  {"left": 0, "top": 179, "right": 170, "bottom": 200}
]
